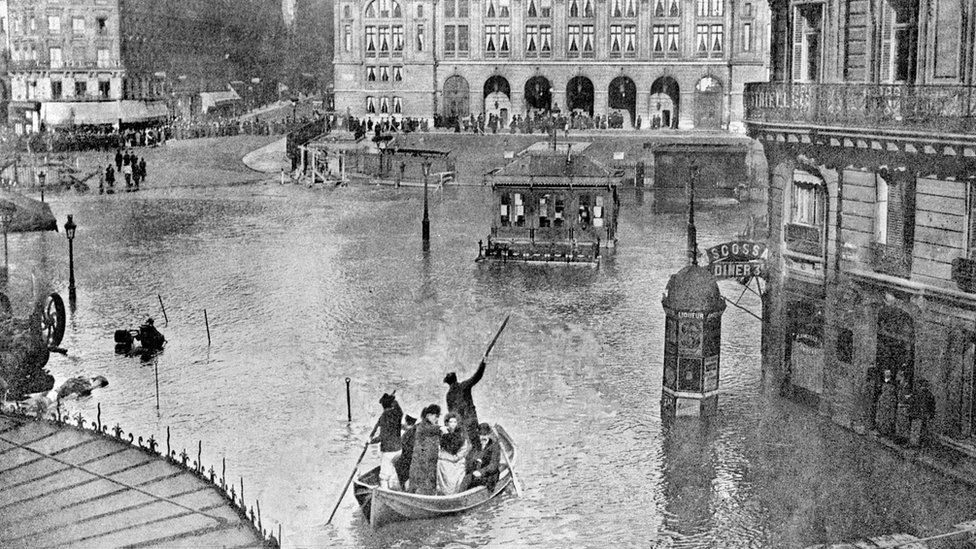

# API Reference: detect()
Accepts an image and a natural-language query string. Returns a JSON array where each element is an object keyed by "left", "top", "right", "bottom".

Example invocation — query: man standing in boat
[
  {"left": 444, "top": 359, "right": 487, "bottom": 451},
  {"left": 409, "top": 404, "right": 443, "bottom": 495},
  {"left": 370, "top": 393, "right": 403, "bottom": 489}
]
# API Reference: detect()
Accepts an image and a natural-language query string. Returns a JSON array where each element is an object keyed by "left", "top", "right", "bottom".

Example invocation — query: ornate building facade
[
  {"left": 747, "top": 0, "right": 976, "bottom": 449},
  {"left": 334, "top": 0, "right": 769, "bottom": 130},
  {"left": 6, "top": 0, "right": 284, "bottom": 133}
]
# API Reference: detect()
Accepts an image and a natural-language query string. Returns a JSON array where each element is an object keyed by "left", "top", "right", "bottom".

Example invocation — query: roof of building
[
  {"left": 662, "top": 264, "right": 726, "bottom": 312},
  {"left": 489, "top": 149, "right": 618, "bottom": 181}
]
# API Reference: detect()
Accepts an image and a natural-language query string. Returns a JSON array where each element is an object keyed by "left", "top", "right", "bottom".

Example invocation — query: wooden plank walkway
[{"left": 0, "top": 412, "right": 274, "bottom": 548}]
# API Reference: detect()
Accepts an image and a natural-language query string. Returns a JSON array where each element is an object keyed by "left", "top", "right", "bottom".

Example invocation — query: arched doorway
[
  {"left": 484, "top": 75, "right": 512, "bottom": 126},
  {"left": 566, "top": 76, "right": 594, "bottom": 117},
  {"left": 607, "top": 76, "right": 636, "bottom": 128},
  {"left": 694, "top": 76, "right": 723, "bottom": 129},
  {"left": 443, "top": 75, "right": 470, "bottom": 120},
  {"left": 650, "top": 76, "right": 680, "bottom": 129},
  {"left": 524, "top": 75, "right": 552, "bottom": 113}
]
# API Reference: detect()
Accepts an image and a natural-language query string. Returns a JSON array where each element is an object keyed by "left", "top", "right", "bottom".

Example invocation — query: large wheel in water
[{"left": 40, "top": 292, "right": 66, "bottom": 347}]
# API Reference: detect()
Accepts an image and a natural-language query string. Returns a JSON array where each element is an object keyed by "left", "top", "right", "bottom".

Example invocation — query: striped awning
[{"left": 793, "top": 169, "right": 824, "bottom": 187}]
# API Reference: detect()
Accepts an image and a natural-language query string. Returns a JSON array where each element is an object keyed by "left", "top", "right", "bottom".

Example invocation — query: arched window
[{"left": 365, "top": 0, "right": 402, "bottom": 18}]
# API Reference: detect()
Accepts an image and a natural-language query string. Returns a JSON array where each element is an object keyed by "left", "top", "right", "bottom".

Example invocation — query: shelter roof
[{"left": 489, "top": 149, "right": 617, "bottom": 181}]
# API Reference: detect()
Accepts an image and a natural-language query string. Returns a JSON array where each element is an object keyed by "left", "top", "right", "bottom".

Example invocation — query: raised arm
[{"left": 462, "top": 360, "right": 487, "bottom": 390}]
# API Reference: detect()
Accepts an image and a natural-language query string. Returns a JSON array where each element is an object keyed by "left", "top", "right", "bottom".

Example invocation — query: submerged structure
[{"left": 478, "top": 145, "right": 621, "bottom": 265}]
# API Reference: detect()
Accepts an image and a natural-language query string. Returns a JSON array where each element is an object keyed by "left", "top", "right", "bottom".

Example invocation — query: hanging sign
[{"left": 707, "top": 240, "right": 767, "bottom": 279}]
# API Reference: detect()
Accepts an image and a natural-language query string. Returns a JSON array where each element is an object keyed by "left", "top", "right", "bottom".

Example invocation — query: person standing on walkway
[
  {"left": 909, "top": 379, "right": 936, "bottom": 447},
  {"left": 895, "top": 370, "right": 913, "bottom": 443},
  {"left": 137, "top": 157, "right": 147, "bottom": 189},
  {"left": 444, "top": 359, "right": 488, "bottom": 452},
  {"left": 874, "top": 370, "right": 897, "bottom": 437},
  {"left": 122, "top": 155, "right": 133, "bottom": 190},
  {"left": 104, "top": 165, "right": 115, "bottom": 195},
  {"left": 114, "top": 149, "right": 123, "bottom": 173}
]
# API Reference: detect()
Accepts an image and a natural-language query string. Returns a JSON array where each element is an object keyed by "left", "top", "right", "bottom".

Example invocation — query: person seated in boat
[
  {"left": 370, "top": 392, "right": 403, "bottom": 489},
  {"left": 408, "top": 404, "right": 443, "bottom": 495},
  {"left": 465, "top": 423, "right": 501, "bottom": 492},
  {"left": 137, "top": 318, "right": 166, "bottom": 351},
  {"left": 436, "top": 413, "right": 471, "bottom": 496},
  {"left": 394, "top": 414, "right": 418, "bottom": 490}
]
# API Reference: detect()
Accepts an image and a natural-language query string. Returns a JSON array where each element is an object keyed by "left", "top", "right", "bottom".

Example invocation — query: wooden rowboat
[{"left": 353, "top": 424, "right": 517, "bottom": 529}]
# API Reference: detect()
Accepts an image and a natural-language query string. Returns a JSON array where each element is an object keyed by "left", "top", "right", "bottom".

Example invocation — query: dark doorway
[
  {"left": 608, "top": 76, "right": 636, "bottom": 126},
  {"left": 650, "top": 76, "right": 680, "bottom": 129},
  {"left": 871, "top": 306, "right": 915, "bottom": 428},
  {"left": 566, "top": 76, "right": 594, "bottom": 116},
  {"left": 484, "top": 75, "right": 512, "bottom": 125},
  {"left": 524, "top": 75, "right": 552, "bottom": 112},
  {"left": 443, "top": 75, "right": 470, "bottom": 120},
  {"left": 694, "top": 76, "right": 723, "bottom": 129}
]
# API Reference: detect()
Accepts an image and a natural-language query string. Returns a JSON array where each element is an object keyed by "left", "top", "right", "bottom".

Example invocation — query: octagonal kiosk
[{"left": 662, "top": 264, "right": 726, "bottom": 418}]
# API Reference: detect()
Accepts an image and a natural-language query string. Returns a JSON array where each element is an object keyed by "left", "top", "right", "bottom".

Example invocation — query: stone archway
[
  {"left": 443, "top": 75, "right": 470, "bottom": 120},
  {"left": 608, "top": 76, "right": 636, "bottom": 127},
  {"left": 649, "top": 76, "right": 680, "bottom": 129},
  {"left": 566, "top": 76, "right": 594, "bottom": 117},
  {"left": 695, "top": 76, "right": 723, "bottom": 130},
  {"left": 484, "top": 75, "right": 512, "bottom": 126},
  {"left": 524, "top": 75, "right": 552, "bottom": 113}
]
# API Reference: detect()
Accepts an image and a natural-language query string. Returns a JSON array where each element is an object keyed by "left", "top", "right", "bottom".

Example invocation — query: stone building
[
  {"left": 334, "top": 0, "right": 770, "bottom": 131},
  {"left": 6, "top": 0, "right": 285, "bottom": 133},
  {"left": 747, "top": 0, "right": 976, "bottom": 450}
]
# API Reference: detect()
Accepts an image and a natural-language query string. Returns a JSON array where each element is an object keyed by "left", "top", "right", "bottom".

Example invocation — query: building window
[
  {"left": 75, "top": 80, "right": 86, "bottom": 97},
  {"left": 667, "top": 25, "right": 680, "bottom": 55},
  {"left": 344, "top": 25, "right": 353, "bottom": 52},
  {"left": 99, "top": 80, "right": 110, "bottom": 98},
  {"left": 457, "top": 25, "right": 469, "bottom": 55},
  {"left": 381, "top": 66, "right": 390, "bottom": 81},
  {"left": 344, "top": 5, "right": 352, "bottom": 18},
  {"left": 444, "top": 0, "right": 469, "bottom": 18},
  {"left": 742, "top": 22, "right": 753, "bottom": 52},
  {"left": 837, "top": 328, "right": 854, "bottom": 364},
  {"left": 72, "top": 17, "right": 84, "bottom": 34},
  {"left": 500, "top": 194, "right": 511, "bottom": 226},
  {"left": 670, "top": 0, "right": 680, "bottom": 16},
  {"left": 445, "top": 25, "right": 469, "bottom": 56},
  {"left": 611, "top": 0, "right": 636, "bottom": 17},
  {"left": 744, "top": 2, "right": 753, "bottom": 16},
  {"left": 793, "top": 4, "right": 824, "bottom": 82},
  {"left": 486, "top": 0, "right": 510, "bottom": 17},
  {"left": 380, "top": 96, "right": 390, "bottom": 113},
  {"left": 379, "top": 26, "right": 391, "bottom": 55},
  {"left": 540, "top": 25, "right": 551, "bottom": 54},
  {"left": 785, "top": 170, "right": 827, "bottom": 256},
  {"left": 97, "top": 48, "right": 110, "bottom": 68},
  {"left": 653, "top": 25, "right": 666, "bottom": 57},
  {"left": 48, "top": 15, "right": 60, "bottom": 33},
  {"left": 416, "top": 24, "right": 424, "bottom": 51},
  {"left": 96, "top": 16, "right": 107, "bottom": 33},
  {"left": 365, "top": 0, "right": 403, "bottom": 18},
  {"left": 697, "top": 0, "right": 723, "bottom": 17},
  {"left": 582, "top": 24, "right": 594, "bottom": 56},
  {"left": 486, "top": 24, "right": 496, "bottom": 53},
  {"left": 366, "top": 26, "right": 377, "bottom": 55},
  {"left": 527, "top": 0, "right": 551, "bottom": 18},
  {"left": 393, "top": 96, "right": 402, "bottom": 114},
  {"left": 446, "top": 25, "right": 456, "bottom": 54},
  {"left": 367, "top": 66, "right": 377, "bottom": 81},
  {"left": 486, "top": 25, "right": 510, "bottom": 56},
  {"left": 394, "top": 66, "right": 403, "bottom": 81},
  {"left": 569, "top": 0, "right": 593, "bottom": 17},
  {"left": 392, "top": 25, "right": 404, "bottom": 53},
  {"left": 366, "top": 96, "right": 376, "bottom": 113},
  {"left": 624, "top": 25, "right": 636, "bottom": 56},
  {"left": 610, "top": 25, "right": 622, "bottom": 56},
  {"left": 417, "top": 4, "right": 423, "bottom": 17},
  {"left": 49, "top": 46, "right": 62, "bottom": 68},
  {"left": 791, "top": 178, "right": 824, "bottom": 227},
  {"left": 51, "top": 80, "right": 62, "bottom": 99},
  {"left": 711, "top": 24, "right": 723, "bottom": 52},
  {"left": 567, "top": 25, "right": 580, "bottom": 56},
  {"left": 539, "top": 194, "right": 551, "bottom": 227}
]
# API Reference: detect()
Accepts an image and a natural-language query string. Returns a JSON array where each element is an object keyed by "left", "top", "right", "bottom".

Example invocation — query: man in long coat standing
[
  {"left": 444, "top": 359, "right": 487, "bottom": 451},
  {"left": 408, "top": 404, "right": 443, "bottom": 495}
]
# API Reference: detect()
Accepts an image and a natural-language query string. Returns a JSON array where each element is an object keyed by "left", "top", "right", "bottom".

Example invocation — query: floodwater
[{"left": 8, "top": 175, "right": 976, "bottom": 548}]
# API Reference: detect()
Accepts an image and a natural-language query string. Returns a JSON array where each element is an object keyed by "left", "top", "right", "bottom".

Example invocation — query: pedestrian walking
[
  {"left": 104, "top": 165, "right": 115, "bottom": 195},
  {"left": 114, "top": 149, "right": 123, "bottom": 172},
  {"left": 122, "top": 157, "right": 133, "bottom": 190},
  {"left": 908, "top": 379, "right": 936, "bottom": 447},
  {"left": 138, "top": 157, "right": 147, "bottom": 188}
]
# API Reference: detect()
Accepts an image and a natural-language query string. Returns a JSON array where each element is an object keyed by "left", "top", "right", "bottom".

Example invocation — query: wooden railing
[{"left": 744, "top": 82, "right": 976, "bottom": 135}]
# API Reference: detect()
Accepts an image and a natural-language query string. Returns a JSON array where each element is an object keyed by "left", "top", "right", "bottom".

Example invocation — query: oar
[
  {"left": 325, "top": 415, "right": 383, "bottom": 525},
  {"left": 480, "top": 314, "right": 511, "bottom": 365},
  {"left": 500, "top": 437, "right": 523, "bottom": 497}
]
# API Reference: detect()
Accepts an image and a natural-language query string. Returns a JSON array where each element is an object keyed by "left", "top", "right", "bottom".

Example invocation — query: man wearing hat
[
  {"left": 370, "top": 393, "right": 403, "bottom": 489},
  {"left": 138, "top": 318, "right": 166, "bottom": 352},
  {"left": 465, "top": 423, "right": 501, "bottom": 491},
  {"left": 444, "top": 359, "right": 487, "bottom": 451},
  {"left": 394, "top": 414, "right": 418, "bottom": 487}
]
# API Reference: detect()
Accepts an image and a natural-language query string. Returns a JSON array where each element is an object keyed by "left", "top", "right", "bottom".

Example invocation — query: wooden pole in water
[
  {"left": 204, "top": 309, "right": 211, "bottom": 346},
  {"left": 154, "top": 359, "right": 160, "bottom": 410},
  {"left": 345, "top": 377, "right": 352, "bottom": 422},
  {"left": 157, "top": 295, "right": 168, "bottom": 325},
  {"left": 197, "top": 440, "right": 202, "bottom": 474}
]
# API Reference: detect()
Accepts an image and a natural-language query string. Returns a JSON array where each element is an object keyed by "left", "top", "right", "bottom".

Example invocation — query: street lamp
[
  {"left": 38, "top": 171, "right": 46, "bottom": 202},
  {"left": 0, "top": 201, "right": 15, "bottom": 276},
  {"left": 687, "top": 163, "right": 699, "bottom": 266},
  {"left": 422, "top": 160, "right": 431, "bottom": 252},
  {"left": 64, "top": 215, "right": 76, "bottom": 299}
]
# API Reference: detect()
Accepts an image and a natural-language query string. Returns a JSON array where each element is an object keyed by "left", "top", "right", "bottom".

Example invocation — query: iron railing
[
  {"left": 869, "top": 241, "right": 912, "bottom": 278},
  {"left": 744, "top": 82, "right": 976, "bottom": 135}
]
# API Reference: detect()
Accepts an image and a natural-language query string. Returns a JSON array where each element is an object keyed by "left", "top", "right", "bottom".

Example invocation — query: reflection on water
[{"left": 7, "top": 182, "right": 973, "bottom": 548}]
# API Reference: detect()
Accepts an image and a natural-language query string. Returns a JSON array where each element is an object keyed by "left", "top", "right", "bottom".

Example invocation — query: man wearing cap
[
  {"left": 465, "top": 423, "right": 501, "bottom": 491},
  {"left": 444, "top": 359, "right": 487, "bottom": 451},
  {"left": 370, "top": 393, "right": 403, "bottom": 489},
  {"left": 394, "top": 414, "right": 418, "bottom": 488}
]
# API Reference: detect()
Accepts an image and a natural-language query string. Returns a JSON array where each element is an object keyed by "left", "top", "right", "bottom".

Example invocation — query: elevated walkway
[{"left": 0, "top": 410, "right": 277, "bottom": 548}]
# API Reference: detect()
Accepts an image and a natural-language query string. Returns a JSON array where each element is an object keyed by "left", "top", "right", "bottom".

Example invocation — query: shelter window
[
  {"left": 593, "top": 195, "right": 605, "bottom": 227},
  {"left": 578, "top": 195, "right": 592, "bottom": 228},
  {"left": 500, "top": 194, "right": 511, "bottom": 226},
  {"left": 554, "top": 197, "right": 565, "bottom": 226},
  {"left": 539, "top": 195, "right": 551, "bottom": 227},
  {"left": 75, "top": 80, "right": 86, "bottom": 97},
  {"left": 51, "top": 79, "right": 62, "bottom": 100},
  {"left": 98, "top": 80, "right": 110, "bottom": 98}
]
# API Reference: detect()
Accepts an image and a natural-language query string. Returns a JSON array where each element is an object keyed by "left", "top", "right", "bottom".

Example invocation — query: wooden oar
[
  {"left": 325, "top": 415, "right": 383, "bottom": 525},
  {"left": 499, "top": 437, "right": 523, "bottom": 497},
  {"left": 480, "top": 314, "right": 511, "bottom": 365}
]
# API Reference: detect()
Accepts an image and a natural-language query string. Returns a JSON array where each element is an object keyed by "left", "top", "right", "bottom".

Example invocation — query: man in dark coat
[
  {"left": 369, "top": 393, "right": 403, "bottom": 489},
  {"left": 445, "top": 360, "right": 487, "bottom": 450},
  {"left": 114, "top": 149, "right": 123, "bottom": 172},
  {"left": 465, "top": 423, "right": 501, "bottom": 491},
  {"left": 408, "top": 404, "right": 443, "bottom": 495},
  {"left": 908, "top": 379, "right": 936, "bottom": 447},
  {"left": 394, "top": 415, "right": 417, "bottom": 487}
]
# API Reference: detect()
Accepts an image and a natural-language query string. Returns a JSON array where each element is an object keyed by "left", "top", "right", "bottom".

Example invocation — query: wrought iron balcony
[
  {"left": 869, "top": 242, "right": 912, "bottom": 278},
  {"left": 951, "top": 257, "right": 976, "bottom": 293},
  {"left": 745, "top": 82, "right": 976, "bottom": 135},
  {"left": 784, "top": 222, "right": 822, "bottom": 257}
]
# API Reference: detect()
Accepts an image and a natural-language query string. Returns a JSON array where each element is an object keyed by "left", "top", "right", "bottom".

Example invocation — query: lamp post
[
  {"left": 38, "top": 171, "right": 46, "bottom": 202},
  {"left": 422, "top": 160, "right": 431, "bottom": 252},
  {"left": 64, "top": 215, "right": 76, "bottom": 299},
  {"left": 376, "top": 139, "right": 387, "bottom": 176},
  {"left": 0, "top": 201, "right": 14, "bottom": 276},
  {"left": 687, "top": 163, "right": 699, "bottom": 266}
]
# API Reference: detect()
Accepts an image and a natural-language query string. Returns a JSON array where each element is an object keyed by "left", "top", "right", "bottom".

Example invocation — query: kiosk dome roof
[{"left": 662, "top": 264, "right": 726, "bottom": 312}]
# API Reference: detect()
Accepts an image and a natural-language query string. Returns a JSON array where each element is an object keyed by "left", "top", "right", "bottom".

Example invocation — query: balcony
[
  {"left": 951, "top": 257, "right": 976, "bottom": 293},
  {"left": 744, "top": 82, "right": 976, "bottom": 135},
  {"left": 784, "top": 222, "right": 822, "bottom": 257},
  {"left": 869, "top": 242, "right": 912, "bottom": 278}
]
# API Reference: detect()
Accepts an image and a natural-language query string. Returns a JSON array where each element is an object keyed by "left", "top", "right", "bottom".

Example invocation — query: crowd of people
[
  {"left": 369, "top": 359, "right": 502, "bottom": 496},
  {"left": 873, "top": 370, "right": 936, "bottom": 448},
  {"left": 99, "top": 148, "right": 150, "bottom": 194}
]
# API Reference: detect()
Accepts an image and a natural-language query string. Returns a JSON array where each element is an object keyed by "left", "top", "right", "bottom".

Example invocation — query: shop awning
[
  {"left": 41, "top": 101, "right": 169, "bottom": 126},
  {"left": 793, "top": 169, "right": 824, "bottom": 187}
]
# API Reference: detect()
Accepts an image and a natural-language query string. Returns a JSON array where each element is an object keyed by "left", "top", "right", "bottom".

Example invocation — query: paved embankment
[
  {"left": 0, "top": 411, "right": 275, "bottom": 548},
  {"left": 241, "top": 138, "right": 287, "bottom": 174}
]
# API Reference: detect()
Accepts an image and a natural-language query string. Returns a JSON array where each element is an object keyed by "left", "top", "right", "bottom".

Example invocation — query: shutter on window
[
  {"left": 880, "top": 7, "right": 893, "bottom": 82},
  {"left": 791, "top": 8, "right": 804, "bottom": 82}
]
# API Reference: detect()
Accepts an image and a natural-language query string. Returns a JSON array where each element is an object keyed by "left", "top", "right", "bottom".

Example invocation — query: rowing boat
[{"left": 353, "top": 424, "right": 517, "bottom": 529}]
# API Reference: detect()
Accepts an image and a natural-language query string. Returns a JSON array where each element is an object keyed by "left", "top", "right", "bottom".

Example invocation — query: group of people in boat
[{"left": 370, "top": 359, "right": 502, "bottom": 496}]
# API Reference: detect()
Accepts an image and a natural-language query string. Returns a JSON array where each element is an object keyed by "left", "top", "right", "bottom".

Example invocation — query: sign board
[{"left": 707, "top": 240, "right": 767, "bottom": 280}]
